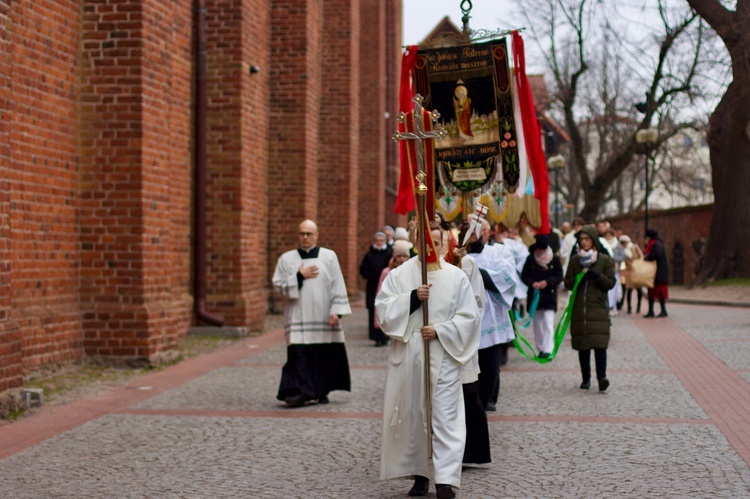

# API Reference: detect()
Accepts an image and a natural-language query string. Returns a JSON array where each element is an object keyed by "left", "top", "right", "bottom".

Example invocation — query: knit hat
[
  {"left": 619, "top": 235, "right": 631, "bottom": 244},
  {"left": 392, "top": 240, "right": 411, "bottom": 257},
  {"left": 393, "top": 227, "right": 409, "bottom": 241},
  {"left": 534, "top": 234, "right": 549, "bottom": 250}
]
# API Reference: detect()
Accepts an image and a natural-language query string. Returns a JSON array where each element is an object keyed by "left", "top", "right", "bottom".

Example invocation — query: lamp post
[
  {"left": 547, "top": 154, "right": 566, "bottom": 228},
  {"left": 635, "top": 128, "right": 658, "bottom": 233}
]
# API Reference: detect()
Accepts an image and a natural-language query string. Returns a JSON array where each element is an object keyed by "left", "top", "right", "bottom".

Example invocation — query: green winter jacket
[{"left": 564, "top": 227, "right": 617, "bottom": 350}]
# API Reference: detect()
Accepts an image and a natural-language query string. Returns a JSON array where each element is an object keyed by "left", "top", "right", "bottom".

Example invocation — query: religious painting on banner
[{"left": 411, "top": 35, "right": 549, "bottom": 233}]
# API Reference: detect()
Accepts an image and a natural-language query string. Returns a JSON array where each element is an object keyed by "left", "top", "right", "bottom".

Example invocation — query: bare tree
[
  {"left": 684, "top": 0, "right": 750, "bottom": 281},
  {"left": 519, "top": 0, "right": 715, "bottom": 222}
]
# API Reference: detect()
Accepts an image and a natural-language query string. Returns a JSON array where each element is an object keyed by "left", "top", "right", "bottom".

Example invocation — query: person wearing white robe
[
  {"left": 376, "top": 224, "right": 480, "bottom": 498},
  {"left": 467, "top": 229, "right": 518, "bottom": 410},
  {"left": 272, "top": 220, "right": 352, "bottom": 407}
]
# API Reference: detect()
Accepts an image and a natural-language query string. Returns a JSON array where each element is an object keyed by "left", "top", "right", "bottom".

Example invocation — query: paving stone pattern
[{"left": 2, "top": 303, "right": 750, "bottom": 498}]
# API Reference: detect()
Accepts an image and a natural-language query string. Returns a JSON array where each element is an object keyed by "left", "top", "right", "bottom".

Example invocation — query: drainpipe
[{"left": 193, "top": 0, "right": 224, "bottom": 326}]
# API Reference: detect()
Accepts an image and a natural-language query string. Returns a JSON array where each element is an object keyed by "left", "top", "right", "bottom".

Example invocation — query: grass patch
[
  {"left": 707, "top": 278, "right": 750, "bottom": 288},
  {"left": 24, "top": 364, "right": 154, "bottom": 404},
  {"left": 12, "top": 313, "right": 285, "bottom": 414}
]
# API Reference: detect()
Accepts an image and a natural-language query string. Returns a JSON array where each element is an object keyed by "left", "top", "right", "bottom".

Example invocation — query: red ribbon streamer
[{"left": 512, "top": 31, "right": 550, "bottom": 235}]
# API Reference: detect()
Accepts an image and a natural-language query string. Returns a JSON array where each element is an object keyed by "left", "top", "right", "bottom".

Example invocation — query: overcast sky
[
  {"left": 402, "top": 0, "right": 545, "bottom": 73},
  {"left": 403, "top": 0, "right": 522, "bottom": 46}
]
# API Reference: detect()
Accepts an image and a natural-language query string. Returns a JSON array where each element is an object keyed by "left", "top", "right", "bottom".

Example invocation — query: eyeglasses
[{"left": 298, "top": 232, "right": 315, "bottom": 237}]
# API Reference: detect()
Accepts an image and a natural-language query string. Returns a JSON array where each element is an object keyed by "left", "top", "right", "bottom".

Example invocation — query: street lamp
[
  {"left": 635, "top": 128, "right": 659, "bottom": 232},
  {"left": 547, "top": 154, "right": 566, "bottom": 228}
]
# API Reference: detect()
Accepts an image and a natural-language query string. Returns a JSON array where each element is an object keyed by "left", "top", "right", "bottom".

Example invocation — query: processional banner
[{"left": 399, "top": 32, "right": 549, "bottom": 234}]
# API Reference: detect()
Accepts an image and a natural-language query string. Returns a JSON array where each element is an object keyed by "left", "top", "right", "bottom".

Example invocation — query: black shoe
[
  {"left": 284, "top": 394, "right": 308, "bottom": 408},
  {"left": 485, "top": 401, "right": 496, "bottom": 412},
  {"left": 657, "top": 311, "right": 668, "bottom": 317},
  {"left": 598, "top": 378, "right": 610, "bottom": 392},
  {"left": 318, "top": 395, "right": 329, "bottom": 404},
  {"left": 436, "top": 484, "right": 456, "bottom": 499},
  {"left": 408, "top": 476, "right": 429, "bottom": 497},
  {"left": 538, "top": 352, "right": 551, "bottom": 359},
  {"left": 580, "top": 380, "right": 590, "bottom": 390},
  {"left": 627, "top": 308, "right": 632, "bottom": 314},
  {"left": 643, "top": 312, "right": 655, "bottom": 318}
]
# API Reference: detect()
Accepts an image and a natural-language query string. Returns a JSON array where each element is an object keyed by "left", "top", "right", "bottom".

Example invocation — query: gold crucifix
[
  {"left": 390, "top": 94, "right": 446, "bottom": 463},
  {"left": 392, "top": 94, "right": 447, "bottom": 181}
]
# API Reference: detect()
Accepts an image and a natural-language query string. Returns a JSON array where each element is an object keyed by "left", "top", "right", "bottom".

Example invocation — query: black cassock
[
  {"left": 463, "top": 381, "right": 491, "bottom": 464},
  {"left": 359, "top": 245, "right": 392, "bottom": 342}
]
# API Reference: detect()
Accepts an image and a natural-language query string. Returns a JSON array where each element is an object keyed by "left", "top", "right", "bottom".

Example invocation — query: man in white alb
[{"left": 376, "top": 221, "right": 480, "bottom": 499}]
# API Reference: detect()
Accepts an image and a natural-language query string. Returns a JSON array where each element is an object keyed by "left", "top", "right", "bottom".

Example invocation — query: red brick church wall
[
  {"left": 9, "top": 1, "right": 83, "bottom": 372},
  {"left": 78, "top": 0, "right": 194, "bottom": 361},
  {"left": 609, "top": 204, "right": 714, "bottom": 285},
  {"left": 0, "top": 0, "right": 401, "bottom": 397},
  {"left": 0, "top": 0, "right": 22, "bottom": 393},
  {"left": 319, "top": 0, "right": 361, "bottom": 296},
  {"left": 202, "top": 0, "right": 271, "bottom": 327}
]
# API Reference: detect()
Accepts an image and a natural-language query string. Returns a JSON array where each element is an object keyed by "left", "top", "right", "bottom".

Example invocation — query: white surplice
[
  {"left": 375, "top": 256, "right": 480, "bottom": 487},
  {"left": 272, "top": 247, "right": 351, "bottom": 344},
  {"left": 458, "top": 255, "right": 485, "bottom": 384},
  {"left": 472, "top": 244, "right": 518, "bottom": 348},
  {"left": 501, "top": 238, "right": 529, "bottom": 301}
]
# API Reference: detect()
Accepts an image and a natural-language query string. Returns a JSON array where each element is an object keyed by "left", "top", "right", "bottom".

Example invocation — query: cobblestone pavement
[{"left": 2, "top": 299, "right": 750, "bottom": 498}]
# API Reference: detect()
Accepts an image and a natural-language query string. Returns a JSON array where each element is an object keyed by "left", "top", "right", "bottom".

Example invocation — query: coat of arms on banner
[{"left": 414, "top": 39, "right": 519, "bottom": 222}]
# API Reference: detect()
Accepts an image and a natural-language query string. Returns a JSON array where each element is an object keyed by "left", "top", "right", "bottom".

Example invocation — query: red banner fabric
[
  {"left": 395, "top": 46, "right": 418, "bottom": 215},
  {"left": 512, "top": 31, "right": 550, "bottom": 235}
]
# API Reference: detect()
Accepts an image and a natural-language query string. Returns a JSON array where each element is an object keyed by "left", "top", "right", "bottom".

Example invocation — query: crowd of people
[{"left": 271, "top": 214, "right": 670, "bottom": 498}]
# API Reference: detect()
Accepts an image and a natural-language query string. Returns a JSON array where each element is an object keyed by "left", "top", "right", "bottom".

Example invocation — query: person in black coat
[
  {"left": 643, "top": 229, "right": 669, "bottom": 318},
  {"left": 360, "top": 231, "right": 393, "bottom": 345},
  {"left": 521, "top": 235, "right": 564, "bottom": 358}
]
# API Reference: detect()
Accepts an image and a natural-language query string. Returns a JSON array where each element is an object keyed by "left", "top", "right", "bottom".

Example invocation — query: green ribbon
[
  {"left": 511, "top": 271, "right": 585, "bottom": 364},
  {"left": 514, "top": 288, "right": 540, "bottom": 328}
]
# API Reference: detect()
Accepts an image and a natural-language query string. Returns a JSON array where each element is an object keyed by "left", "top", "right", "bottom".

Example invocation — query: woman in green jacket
[{"left": 564, "top": 225, "right": 616, "bottom": 392}]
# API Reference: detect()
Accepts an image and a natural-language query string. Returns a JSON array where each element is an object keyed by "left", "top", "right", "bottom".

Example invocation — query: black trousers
[
  {"left": 578, "top": 348, "right": 607, "bottom": 381},
  {"left": 478, "top": 344, "right": 502, "bottom": 409}
]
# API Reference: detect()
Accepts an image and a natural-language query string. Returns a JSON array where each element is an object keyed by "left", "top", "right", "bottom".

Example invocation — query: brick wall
[
  {"left": 10, "top": 0, "right": 83, "bottom": 370},
  {"left": 356, "top": 0, "right": 386, "bottom": 287},
  {"left": 239, "top": 0, "right": 273, "bottom": 326},
  {"left": 138, "top": 0, "right": 193, "bottom": 355},
  {"left": 0, "top": 0, "right": 401, "bottom": 395},
  {"left": 317, "top": 0, "right": 361, "bottom": 294},
  {"left": 609, "top": 204, "right": 714, "bottom": 285},
  {"left": 0, "top": 0, "right": 22, "bottom": 393},
  {"left": 78, "top": 0, "right": 194, "bottom": 361},
  {"left": 200, "top": 0, "right": 271, "bottom": 327},
  {"left": 268, "top": 0, "right": 323, "bottom": 269}
]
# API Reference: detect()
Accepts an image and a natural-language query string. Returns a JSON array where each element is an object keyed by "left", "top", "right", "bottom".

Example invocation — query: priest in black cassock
[
  {"left": 272, "top": 219, "right": 352, "bottom": 408},
  {"left": 360, "top": 231, "right": 393, "bottom": 346}
]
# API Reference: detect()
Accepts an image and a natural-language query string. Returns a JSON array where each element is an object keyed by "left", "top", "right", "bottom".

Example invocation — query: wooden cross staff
[{"left": 392, "top": 94, "right": 446, "bottom": 461}]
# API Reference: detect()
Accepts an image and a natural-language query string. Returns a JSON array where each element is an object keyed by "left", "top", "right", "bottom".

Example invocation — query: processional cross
[
  {"left": 392, "top": 94, "right": 447, "bottom": 192},
  {"left": 392, "top": 94, "right": 447, "bottom": 460}
]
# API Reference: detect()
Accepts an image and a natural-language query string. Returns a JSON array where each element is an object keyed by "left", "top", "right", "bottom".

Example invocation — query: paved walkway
[{"left": 2, "top": 300, "right": 750, "bottom": 498}]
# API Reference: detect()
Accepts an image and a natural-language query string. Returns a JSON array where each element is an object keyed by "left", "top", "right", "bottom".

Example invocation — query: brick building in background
[{"left": 0, "top": 0, "right": 403, "bottom": 397}]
